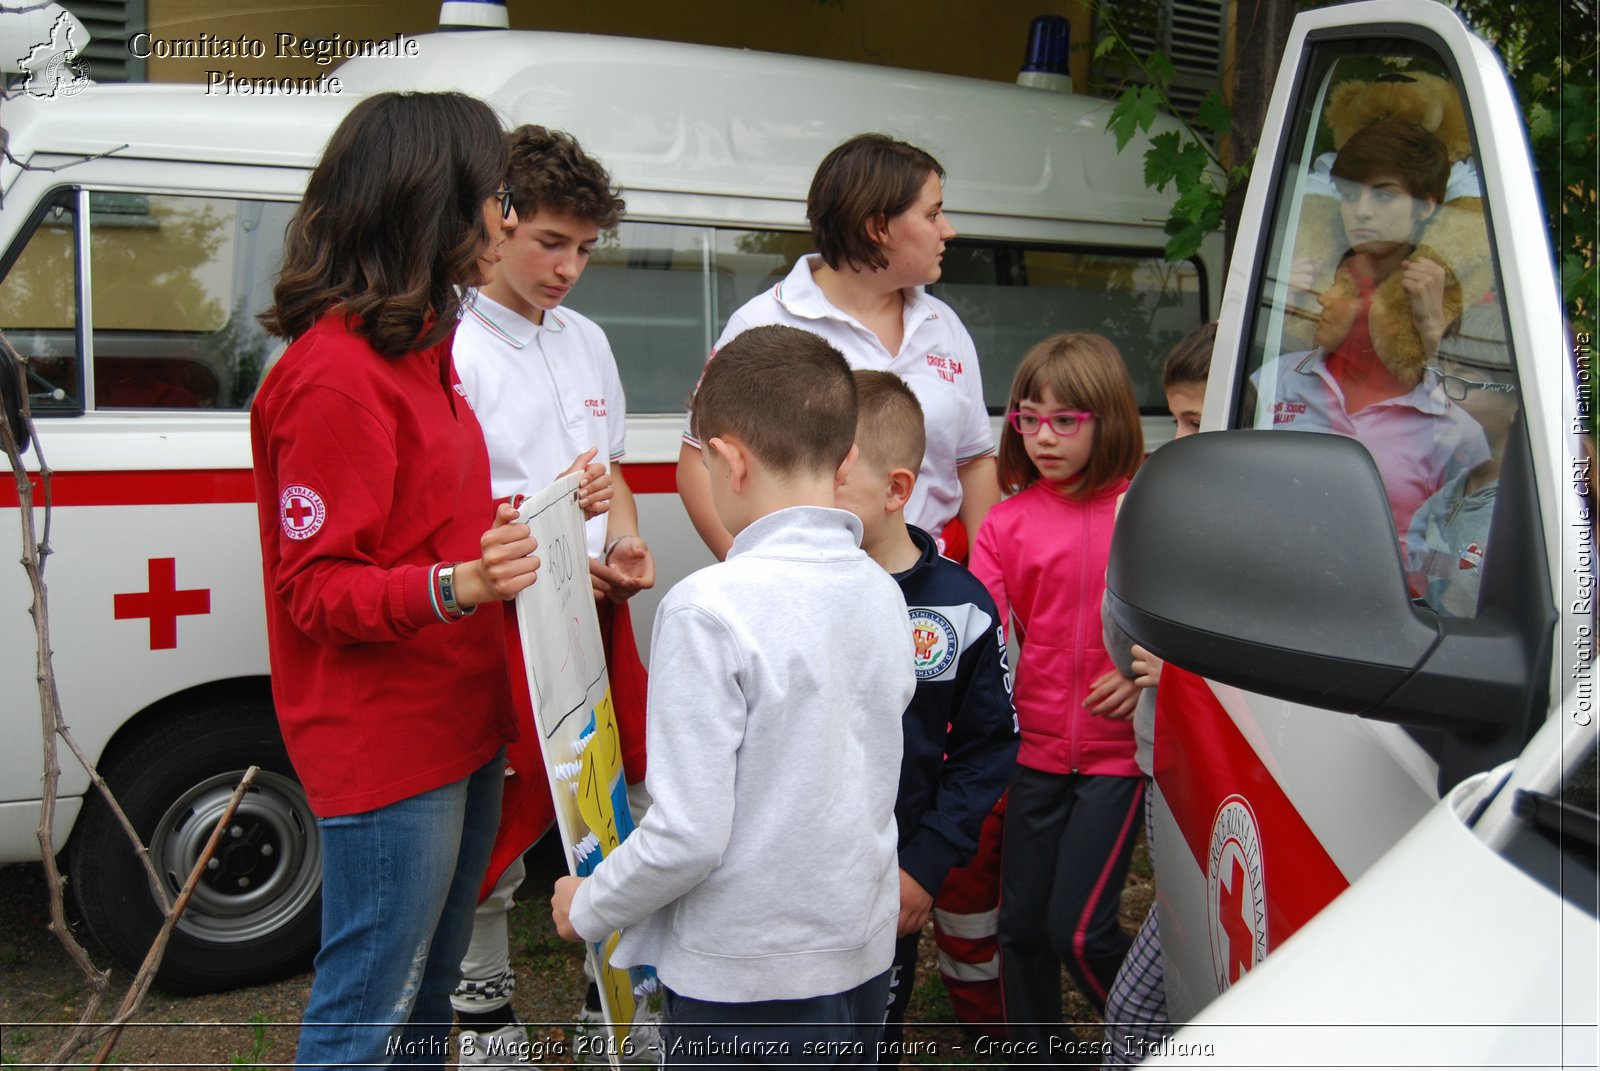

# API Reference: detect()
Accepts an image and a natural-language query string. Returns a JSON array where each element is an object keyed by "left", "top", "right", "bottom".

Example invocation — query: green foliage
[
  {"left": 1450, "top": 0, "right": 1597, "bottom": 339},
  {"left": 1097, "top": 12, "right": 1241, "bottom": 261}
]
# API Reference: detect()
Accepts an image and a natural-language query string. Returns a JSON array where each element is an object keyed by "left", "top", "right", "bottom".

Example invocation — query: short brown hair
[
  {"left": 692, "top": 326, "right": 857, "bottom": 477},
  {"left": 1162, "top": 321, "right": 1217, "bottom": 389},
  {"left": 807, "top": 134, "right": 944, "bottom": 272},
  {"left": 852, "top": 370, "right": 926, "bottom": 474},
  {"left": 504, "top": 125, "right": 625, "bottom": 229},
  {"left": 998, "top": 333, "right": 1143, "bottom": 496},
  {"left": 1331, "top": 120, "right": 1449, "bottom": 204}
]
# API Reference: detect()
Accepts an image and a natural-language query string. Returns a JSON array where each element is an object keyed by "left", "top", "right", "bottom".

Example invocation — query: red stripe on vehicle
[
  {"left": 0, "top": 464, "right": 684, "bottom": 506},
  {"left": 0, "top": 470, "right": 256, "bottom": 508},
  {"left": 1154, "top": 665, "right": 1350, "bottom": 948},
  {"left": 621, "top": 462, "right": 677, "bottom": 495}
]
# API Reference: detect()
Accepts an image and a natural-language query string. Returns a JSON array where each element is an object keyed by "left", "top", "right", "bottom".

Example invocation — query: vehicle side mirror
[{"left": 1106, "top": 431, "right": 1532, "bottom": 744}]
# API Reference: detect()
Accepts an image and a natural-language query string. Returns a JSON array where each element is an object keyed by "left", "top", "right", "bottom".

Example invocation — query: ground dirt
[{"left": 1, "top": 833, "right": 1153, "bottom": 1068}]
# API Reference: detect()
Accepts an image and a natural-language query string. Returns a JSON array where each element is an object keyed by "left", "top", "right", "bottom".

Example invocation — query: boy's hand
[
  {"left": 559, "top": 448, "right": 614, "bottom": 519},
  {"left": 897, "top": 869, "right": 933, "bottom": 937},
  {"left": 551, "top": 875, "right": 585, "bottom": 942},
  {"left": 605, "top": 536, "right": 655, "bottom": 603},
  {"left": 1085, "top": 669, "right": 1138, "bottom": 720},
  {"left": 1129, "top": 644, "right": 1164, "bottom": 690}
]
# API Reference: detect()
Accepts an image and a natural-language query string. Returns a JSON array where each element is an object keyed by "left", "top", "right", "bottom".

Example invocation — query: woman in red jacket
[{"left": 252, "top": 91, "right": 539, "bottom": 1068}]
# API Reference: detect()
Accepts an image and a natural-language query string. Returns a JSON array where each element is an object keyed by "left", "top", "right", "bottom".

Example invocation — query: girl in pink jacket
[{"left": 969, "top": 333, "right": 1144, "bottom": 1050}]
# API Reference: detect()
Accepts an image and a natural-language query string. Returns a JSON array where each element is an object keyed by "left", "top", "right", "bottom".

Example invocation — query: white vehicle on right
[{"left": 1107, "top": 0, "right": 1598, "bottom": 1064}]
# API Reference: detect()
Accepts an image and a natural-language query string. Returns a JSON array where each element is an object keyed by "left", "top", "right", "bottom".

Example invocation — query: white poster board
[{"left": 513, "top": 472, "right": 655, "bottom": 1056}]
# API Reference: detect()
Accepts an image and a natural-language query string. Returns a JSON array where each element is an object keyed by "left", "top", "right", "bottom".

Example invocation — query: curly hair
[
  {"left": 261, "top": 91, "right": 506, "bottom": 357},
  {"left": 504, "top": 125, "right": 625, "bottom": 229}
]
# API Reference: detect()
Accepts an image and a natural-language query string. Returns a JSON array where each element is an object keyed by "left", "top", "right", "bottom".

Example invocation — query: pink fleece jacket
[{"left": 968, "top": 479, "right": 1137, "bottom": 777}]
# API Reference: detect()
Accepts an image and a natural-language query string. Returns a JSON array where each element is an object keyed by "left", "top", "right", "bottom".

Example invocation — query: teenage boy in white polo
[{"left": 451, "top": 125, "right": 654, "bottom": 1063}]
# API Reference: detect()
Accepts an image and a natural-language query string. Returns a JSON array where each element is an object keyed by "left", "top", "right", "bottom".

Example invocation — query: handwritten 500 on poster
[{"left": 513, "top": 472, "right": 656, "bottom": 1057}]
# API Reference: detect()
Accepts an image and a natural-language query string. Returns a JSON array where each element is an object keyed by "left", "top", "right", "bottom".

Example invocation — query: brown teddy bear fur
[{"left": 1286, "top": 69, "right": 1490, "bottom": 383}]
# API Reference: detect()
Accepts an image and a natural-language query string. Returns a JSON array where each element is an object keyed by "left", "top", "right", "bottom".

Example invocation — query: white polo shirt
[
  {"left": 454, "top": 290, "right": 626, "bottom": 559},
  {"left": 686, "top": 255, "right": 995, "bottom": 540}
]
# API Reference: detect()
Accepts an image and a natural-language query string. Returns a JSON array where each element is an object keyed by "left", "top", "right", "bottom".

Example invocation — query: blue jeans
[
  {"left": 296, "top": 753, "right": 504, "bottom": 1069},
  {"left": 661, "top": 970, "right": 892, "bottom": 1066}
]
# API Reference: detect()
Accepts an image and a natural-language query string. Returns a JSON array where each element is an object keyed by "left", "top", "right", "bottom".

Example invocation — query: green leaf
[
  {"left": 1163, "top": 217, "right": 1208, "bottom": 261},
  {"left": 1173, "top": 140, "right": 1209, "bottom": 192},
  {"left": 1094, "top": 36, "right": 1119, "bottom": 60},
  {"left": 1107, "top": 85, "right": 1162, "bottom": 150},
  {"left": 1171, "top": 182, "right": 1221, "bottom": 225},
  {"left": 1143, "top": 131, "right": 1183, "bottom": 190},
  {"left": 1194, "top": 91, "right": 1232, "bottom": 136},
  {"left": 1147, "top": 50, "right": 1176, "bottom": 89},
  {"left": 1528, "top": 102, "right": 1555, "bottom": 142}
]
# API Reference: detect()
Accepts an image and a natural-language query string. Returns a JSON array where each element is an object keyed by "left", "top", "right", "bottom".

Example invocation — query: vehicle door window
[
  {"left": 0, "top": 190, "right": 80, "bottom": 412},
  {"left": 1238, "top": 45, "right": 1518, "bottom": 620},
  {"left": 89, "top": 194, "right": 293, "bottom": 411}
]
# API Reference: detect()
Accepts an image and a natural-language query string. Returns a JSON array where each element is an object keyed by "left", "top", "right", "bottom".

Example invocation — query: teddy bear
[{"left": 1285, "top": 69, "right": 1490, "bottom": 384}]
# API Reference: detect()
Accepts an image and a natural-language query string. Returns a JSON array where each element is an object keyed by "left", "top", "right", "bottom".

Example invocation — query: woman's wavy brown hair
[{"left": 260, "top": 91, "right": 506, "bottom": 357}]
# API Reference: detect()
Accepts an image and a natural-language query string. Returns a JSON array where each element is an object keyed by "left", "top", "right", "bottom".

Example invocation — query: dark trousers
[
  {"left": 998, "top": 767, "right": 1144, "bottom": 1059},
  {"left": 876, "top": 931, "right": 921, "bottom": 1067},
  {"left": 662, "top": 969, "right": 892, "bottom": 1067}
]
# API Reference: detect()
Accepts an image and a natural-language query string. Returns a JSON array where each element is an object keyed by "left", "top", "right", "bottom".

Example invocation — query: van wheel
[{"left": 68, "top": 699, "right": 321, "bottom": 994}]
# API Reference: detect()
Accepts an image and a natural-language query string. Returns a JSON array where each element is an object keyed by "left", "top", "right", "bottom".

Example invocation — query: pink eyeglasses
[{"left": 1006, "top": 409, "right": 1094, "bottom": 436}]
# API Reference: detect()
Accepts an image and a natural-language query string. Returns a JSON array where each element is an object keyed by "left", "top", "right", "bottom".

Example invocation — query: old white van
[{"left": 0, "top": 29, "right": 1214, "bottom": 989}]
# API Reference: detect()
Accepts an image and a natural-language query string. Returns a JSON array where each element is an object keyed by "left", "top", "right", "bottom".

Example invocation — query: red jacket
[
  {"left": 968, "top": 479, "right": 1137, "bottom": 778},
  {"left": 251, "top": 313, "right": 516, "bottom": 816}
]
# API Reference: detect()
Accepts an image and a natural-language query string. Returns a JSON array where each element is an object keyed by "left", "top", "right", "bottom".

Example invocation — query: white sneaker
[{"left": 458, "top": 1020, "right": 538, "bottom": 1068}]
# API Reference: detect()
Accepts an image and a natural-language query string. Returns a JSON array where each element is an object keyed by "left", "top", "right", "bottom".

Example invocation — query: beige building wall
[{"left": 141, "top": 1, "right": 1092, "bottom": 89}]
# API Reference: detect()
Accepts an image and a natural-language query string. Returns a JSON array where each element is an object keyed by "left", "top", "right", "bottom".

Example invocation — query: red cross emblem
[
  {"left": 1218, "top": 855, "right": 1256, "bottom": 984},
  {"left": 113, "top": 557, "right": 211, "bottom": 651},
  {"left": 279, "top": 483, "right": 326, "bottom": 541}
]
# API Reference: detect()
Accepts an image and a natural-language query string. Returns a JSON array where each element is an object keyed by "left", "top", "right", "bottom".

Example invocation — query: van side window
[
  {"left": 0, "top": 191, "right": 80, "bottom": 412},
  {"left": 931, "top": 245, "right": 1205, "bottom": 412},
  {"left": 567, "top": 222, "right": 1206, "bottom": 417},
  {"left": 88, "top": 194, "right": 292, "bottom": 411},
  {"left": 1239, "top": 46, "right": 1517, "bottom": 621}
]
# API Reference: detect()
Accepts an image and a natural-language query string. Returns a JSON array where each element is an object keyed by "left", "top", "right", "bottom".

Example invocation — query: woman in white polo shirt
[{"left": 677, "top": 133, "right": 1000, "bottom": 560}]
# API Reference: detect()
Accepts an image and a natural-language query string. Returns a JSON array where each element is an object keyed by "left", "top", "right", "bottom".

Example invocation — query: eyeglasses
[
  {"left": 497, "top": 185, "right": 516, "bottom": 221},
  {"left": 1426, "top": 366, "right": 1518, "bottom": 402},
  {"left": 1006, "top": 409, "right": 1094, "bottom": 436}
]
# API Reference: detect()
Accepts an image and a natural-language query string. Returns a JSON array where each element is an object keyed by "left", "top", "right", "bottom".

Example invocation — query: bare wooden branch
[{"left": 86, "top": 766, "right": 260, "bottom": 1067}]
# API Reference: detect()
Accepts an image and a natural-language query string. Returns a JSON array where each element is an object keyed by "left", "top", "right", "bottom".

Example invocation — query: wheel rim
[{"left": 149, "top": 770, "right": 321, "bottom": 945}]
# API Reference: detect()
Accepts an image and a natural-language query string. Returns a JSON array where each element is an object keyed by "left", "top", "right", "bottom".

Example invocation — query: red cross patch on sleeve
[{"left": 280, "top": 484, "right": 327, "bottom": 541}]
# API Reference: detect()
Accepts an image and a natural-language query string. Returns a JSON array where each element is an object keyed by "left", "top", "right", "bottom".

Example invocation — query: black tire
[{"left": 68, "top": 698, "right": 321, "bottom": 994}]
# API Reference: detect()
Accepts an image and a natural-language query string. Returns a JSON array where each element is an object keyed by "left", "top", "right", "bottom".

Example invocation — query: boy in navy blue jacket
[{"left": 835, "top": 370, "right": 1020, "bottom": 1062}]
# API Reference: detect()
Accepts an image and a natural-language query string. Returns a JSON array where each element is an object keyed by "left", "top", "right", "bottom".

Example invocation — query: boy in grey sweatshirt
[{"left": 552, "top": 325, "right": 915, "bottom": 1063}]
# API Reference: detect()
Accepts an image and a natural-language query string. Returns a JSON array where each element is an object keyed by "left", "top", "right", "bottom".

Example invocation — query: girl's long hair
[
  {"left": 261, "top": 91, "right": 505, "bottom": 357},
  {"left": 998, "top": 332, "right": 1144, "bottom": 497}
]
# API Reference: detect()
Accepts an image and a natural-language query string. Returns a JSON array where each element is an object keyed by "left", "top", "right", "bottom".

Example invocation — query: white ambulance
[
  {"left": 0, "top": 30, "right": 1213, "bottom": 989},
  {"left": 1108, "top": 0, "right": 1597, "bottom": 1063}
]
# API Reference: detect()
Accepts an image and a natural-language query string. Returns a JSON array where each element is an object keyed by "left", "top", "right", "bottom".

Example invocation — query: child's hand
[
  {"left": 1287, "top": 256, "right": 1319, "bottom": 295},
  {"left": 1085, "top": 669, "right": 1139, "bottom": 720},
  {"left": 1401, "top": 257, "right": 1449, "bottom": 360},
  {"left": 559, "top": 448, "right": 614, "bottom": 519},
  {"left": 551, "top": 875, "right": 585, "bottom": 942},
  {"left": 897, "top": 869, "right": 933, "bottom": 938},
  {"left": 605, "top": 536, "right": 655, "bottom": 602},
  {"left": 1129, "top": 644, "right": 1164, "bottom": 690}
]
